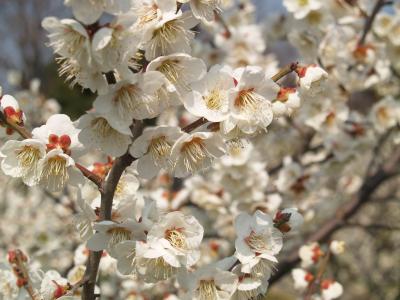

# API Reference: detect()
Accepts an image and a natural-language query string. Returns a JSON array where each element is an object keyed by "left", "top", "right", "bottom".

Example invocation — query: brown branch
[
  {"left": 358, "top": 0, "right": 388, "bottom": 46},
  {"left": 271, "top": 62, "right": 299, "bottom": 82},
  {"left": 75, "top": 163, "right": 103, "bottom": 190},
  {"left": 8, "top": 250, "right": 38, "bottom": 300},
  {"left": 214, "top": 10, "right": 231, "bottom": 38},
  {"left": 269, "top": 146, "right": 400, "bottom": 285},
  {"left": 304, "top": 250, "right": 331, "bottom": 300},
  {"left": 81, "top": 120, "right": 143, "bottom": 300},
  {"left": 182, "top": 117, "right": 208, "bottom": 133}
]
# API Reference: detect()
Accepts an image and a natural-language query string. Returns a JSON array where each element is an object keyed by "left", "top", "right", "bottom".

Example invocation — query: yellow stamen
[
  {"left": 148, "top": 136, "right": 172, "bottom": 164},
  {"left": 181, "top": 137, "right": 208, "bottom": 173},
  {"left": 40, "top": 156, "right": 69, "bottom": 190},
  {"left": 165, "top": 228, "right": 187, "bottom": 251},
  {"left": 16, "top": 146, "right": 41, "bottom": 171},
  {"left": 198, "top": 280, "right": 218, "bottom": 300},
  {"left": 91, "top": 117, "right": 113, "bottom": 137},
  {"left": 204, "top": 89, "right": 223, "bottom": 110},
  {"left": 107, "top": 227, "right": 132, "bottom": 248}
]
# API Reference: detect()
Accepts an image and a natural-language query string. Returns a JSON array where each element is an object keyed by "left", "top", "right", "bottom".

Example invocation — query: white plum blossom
[
  {"left": 369, "top": 96, "right": 400, "bottom": 133},
  {"left": 113, "top": 240, "right": 138, "bottom": 275},
  {"left": 40, "top": 270, "right": 69, "bottom": 300},
  {"left": 234, "top": 211, "right": 283, "bottom": 271},
  {"left": 330, "top": 240, "right": 346, "bottom": 255},
  {"left": 178, "top": 0, "right": 221, "bottom": 23},
  {"left": 78, "top": 111, "right": 132, "bottom": 157},
  {"left": 87, "top": 219, "right": 146, "bottom": 257},
  {"left": 291, "top": 268, "right": 312, "bottom": 291},
  {"left": 321, "top": 280, "right": 343, "bottom": 300},
  {"left": 222, "top": 66, "right": 279, "bottom": 135},
  {"left": 42, "top": 17, "right": 90, "bottom": 62},
  {"left": 142, "top": 10, "right": 198, "bottom": 60},
  {"left": 272, "top": 87, "right": 301, "bottom": 117},
  {"left": 38, "top": 148, "right": 83, "bottom": 192},
  {"left": 297, "top": 64, "right": 328, "bottom": 96},
  {"left": 129, "top": 125, "right": 183, "bottom": 179},
  {"left": 64, "top": 0, "right": 131, "bottom": 25},
  {"left": 183, "top": 64, "right": 234, "bottom": 122},
  {"left": 283, "top": 0, "right": 323, "bottom": 20},
  {"left": 32, "top": 114, "right": 83, "bottom": 158},
  {"left": 91, "top": 23, "right": 140, "bottom": 72},
  {"left": 171, "top": 131, "right": 226, "bottom": 177},
  {"left": 0, "top": 139, "right": 46, "bottom": 186},
  {"left": 299, "top": 242, "right": 324, "bottom": 268},
  {"left": 147, "top": 53, "right": 207, "bottom": 95},
  {"left": 231, "top": 265, "right": 267, "bottom": 300},
  {"left": 93, "top": 71, "right": 166, "bottom": 128},
  {"left": 179, "top": 264, "right": 238, "bottom": 300},
  {"left": 135, "top": 212, "right": 203, "bottom": 282}
]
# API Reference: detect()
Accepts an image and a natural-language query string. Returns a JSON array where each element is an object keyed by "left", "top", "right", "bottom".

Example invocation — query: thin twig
[
  {"left": 214, "top": 10, "right": 231, "bottom": 38},
  {"left": 8, "top": 250, "right": 38, "bottom": 300},
  {"left": 358, "top": 0, "right": 387, "bottom": 46},
  {"left": 269, "top": 145, "right": 400, "bottom": 285},
  {"left": 304, "top": 250, "right": 331, "bottom": 300},
  {"left": 81, "top": 120, "right": 143, "bottom": 300}
]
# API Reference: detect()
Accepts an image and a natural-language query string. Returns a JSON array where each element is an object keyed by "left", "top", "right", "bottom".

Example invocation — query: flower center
[
  {"left": 198, "top": 280, "right": 218, "bottom": 300},
  {"left": 91, "top": 117, "right": 113, "bottom": 138},
  {"left": 16, "top": 146, "right": 41, "bottom": 171},
  {"left": 306, "top": 11, "right": 322, "bottom": 25},
  {"left": 245, "top": 231, "right": 267, "bottom": 253},
  {"left": 114, "top": 84, "right": 156, "bottom": 117},
  {"left": 180, "top": 137, "right": 208, "bottom": 173},
  {"left": 107, "top": 227, "right": 132, "bottom": 248},
  {"left": 204, "top": 89, "right": 223, "bottom": 110},
  {"left": 377, "top": 106, "right": 389, "bottom": 123},
  {"left": 157, "top": 59, "right": 188, "bottom": 91},
  {"left": 298, "top": 0, "right": 309, "bottom": 6},
  {"left": 227, "top": 139, "right": 245, "bottom": 157},
  {"left": 234, "top": 88, "right": 261, "bottom": 113},
  {"left": 148, "top": 136, "right": 172, "bottom": 164},
  {"left": 40, "top": 155, "right": 69, "bottom": 190},
  {"left": 165, "top": 227, "right": 187, "bottom": 250}
]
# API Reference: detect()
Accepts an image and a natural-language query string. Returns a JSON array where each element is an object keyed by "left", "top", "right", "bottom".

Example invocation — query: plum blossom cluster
[
  {"left": 0, "top": 0, "right": 399, "bottom": 299},
  {"left": 292, "top": 241, "right": 345, "bottom": 300},
  {"left": 0, "top": 0, "right": 318, "bottom": 296}
]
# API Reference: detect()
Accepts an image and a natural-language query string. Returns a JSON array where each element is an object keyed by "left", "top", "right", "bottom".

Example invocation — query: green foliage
[{"left": 42, "top": 61, "right": 95, "bottom": 120}]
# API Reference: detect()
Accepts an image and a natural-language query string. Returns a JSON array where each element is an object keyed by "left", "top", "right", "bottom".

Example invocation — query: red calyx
[
  {"left": 277, "top": 87, "right": 296, "bottom": 102},
  {"left": 16, "top": 277, "right": 27, "bottom": 287},
  {"left": 311, "top": 245, "right": 323, "bottom": 263},
  {"left": 47, "top": 134, "right": 71, "bottom": 153},
  {"left": 304, "top": 272, "right": 314, "bottom": 283},
  {"left": 321, "top": 279, "right": 334, "bottom": 290},
  {"left": 3, "top": 107, "right": 24, "bottom": 125},
  {"left": 52, "top": 281, "right": 66, "bottom": 298},
  {"left": 7, "top": 250, "right": 17, "bottom": 264}
]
